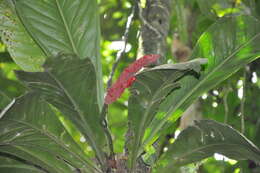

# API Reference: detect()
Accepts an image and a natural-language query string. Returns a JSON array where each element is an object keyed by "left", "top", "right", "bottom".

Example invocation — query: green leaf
[
  {"left": 0, "top": 92, "right": 101, "bottom": 173},
  {"left": 127, "top": 59, "right": 207, "bottom": 170},
  {"left": 0, "top": 0, "right": 45, "bottom": 71},
  {"left": 156, "top": 120, "right": 260, "bottom": 171},
  {"left": 0, "top": 74, "right": 25, "bottom": 98},
  {"left": 144, "top": 15, "right": 260, "bottom": 148},
  {"left": 0, "top": 90, "right": 11, "bottom": 110},
  {"left": 15, "top": 0, "right": 104, "bottom": 108},
  {"left": 15, "top": 54, "right": 107, "bottom": 166},
  {"left": 196, "top": 0, "right": 247, "bottom": 19},
  {"left": 0, "top": 155, "right": 45, "bottom": 173}
]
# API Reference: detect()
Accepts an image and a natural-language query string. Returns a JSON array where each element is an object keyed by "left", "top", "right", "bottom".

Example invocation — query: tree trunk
[{"left": 137, "top": 0, "right": 171, "bottom": 64}]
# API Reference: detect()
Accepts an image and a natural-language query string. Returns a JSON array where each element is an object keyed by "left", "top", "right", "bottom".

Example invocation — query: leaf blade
[
  {"left": 0, "top": 155, "right": 45, "bottom": 173},
  {"left": 16, "top": 54, "right": 107, "bottom": 166},
  {"left": 0, "top": 1, "right": 45, "bottom": 72},
  {"left": 144, "top": 15, "right": 260, "bottom": 147},
  {"left": 15, "top": 0, "right": 104, "bottom": 108},
  {"left": 127, "top": 59, "right": 206, "bottom": 170},
  {"left": 156, "top": 120, "right": 260, "bottom": 171},
  {"left": 0, "top": 92, "right": 99, "bottom": 173}
]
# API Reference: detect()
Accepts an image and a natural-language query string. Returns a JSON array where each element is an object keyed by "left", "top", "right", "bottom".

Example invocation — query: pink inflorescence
[{"left": 105, "top": 54, "right": 160, "bottom": 104}]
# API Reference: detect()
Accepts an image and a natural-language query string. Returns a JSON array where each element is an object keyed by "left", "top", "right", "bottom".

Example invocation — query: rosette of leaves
[{"left": 0, "top": 54, "right": 107, "bottom": 173}]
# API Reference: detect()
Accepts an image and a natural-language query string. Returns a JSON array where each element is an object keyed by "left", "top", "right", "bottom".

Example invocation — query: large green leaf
[
  {"left": 15, "top": 0, "right": 104, "bottom": 108},
  {"left": 0, "top": 155, "right": 46, "bottom": 173},
  {"left": 0, "top": 0, "right": 45, "bottom": 71},
  {"left": 155, "top": 120, "right": 260, "bottom": 172},
  {"left": 127, "top": 59, "right": 207, "bottom": 170},
  {"left": 15, "top": 54, "right": 107, "bottom": 166},
  {"left": 143, "top": 15, "right": 260, "bottom": 148},
  {"left": 0, "top": 92, "right": 101, "bottom": 173}
]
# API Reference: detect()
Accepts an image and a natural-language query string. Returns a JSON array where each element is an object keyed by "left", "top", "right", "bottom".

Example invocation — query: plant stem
[
  {"left": 107, "top": 4, "right": 136, "bottom": 89},
  {"left": 100, "top": 104, "right": 114, "bottom": 158},
  {"left": 100, "top": 4, "right": 136, "bottom": 171}
]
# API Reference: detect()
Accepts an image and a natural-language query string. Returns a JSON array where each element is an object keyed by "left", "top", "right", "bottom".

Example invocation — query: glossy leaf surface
[
  {"left": 0, "top": 156, "right": 45, "bottom": 173},
  {"left": 0, "top": 1, "right": 45, "bottom": 71},
  {"left": 15, "top": 0, "right": 104, "bottom": 108},
  {"left": 156, "top": 120, "right": 260, "bottom": 172},
  {"left": 15, "top": 54, "right": 107, "bottom": 165},
  {"left": 0, "top": 92, "right": 101, "bottom": 173}
]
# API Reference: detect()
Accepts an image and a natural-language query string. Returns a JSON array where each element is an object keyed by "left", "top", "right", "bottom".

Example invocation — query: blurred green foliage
[{"left": 1, "top": 0, "right": 260, "bottom": 172}]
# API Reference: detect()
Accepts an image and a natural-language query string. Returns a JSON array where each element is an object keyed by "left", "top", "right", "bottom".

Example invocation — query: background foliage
[
  {"left": 100, "top": 1, "right": 260, "bottom": 172},
  {"left": 0, "top": 0, "right": 260, "bottom": 172}
]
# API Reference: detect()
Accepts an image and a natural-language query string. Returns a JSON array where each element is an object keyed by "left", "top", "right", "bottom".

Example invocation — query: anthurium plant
[{"left": 0, "top": 0, "right": 260, "bottom": 173}]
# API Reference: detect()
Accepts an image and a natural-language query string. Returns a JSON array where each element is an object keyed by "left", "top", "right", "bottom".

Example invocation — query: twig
[{"left": 107, "top": 4, "right": 136, "bottom": 89}]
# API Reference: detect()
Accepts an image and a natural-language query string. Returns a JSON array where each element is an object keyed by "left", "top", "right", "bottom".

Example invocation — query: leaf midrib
[
  {"left": 144, "top": 32, "right": 260, "bottom": 147},
  {"left": 0, "top": 164, "right": 39, "bottom": 171},
  {"left": 46, "top": 70, "right": 105, "bottom": 165},
  {"left": 5, "top": 118, "right": 101, "bottom": 173},
  {"left": 170, "top": 143, "right": 260, "bottom": 161},
  {"left": 55, "top": 0, "right": 79, "bottom": 55},
  {"left": 15, "top": 143, "right": 97, "bottom": 173},
  {"left": 13, "top": 145, "right": 63, "bottom": 173},
  {"left": 135, "top": 70, "right": 191, "bottom": 156},
  {"left": 131, "top": 71, "right": 184, "bottom": 168}
]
